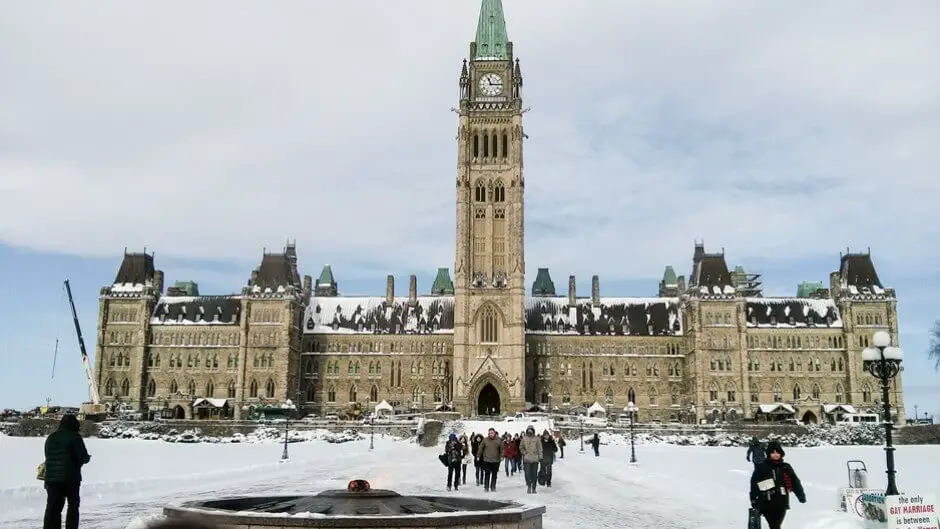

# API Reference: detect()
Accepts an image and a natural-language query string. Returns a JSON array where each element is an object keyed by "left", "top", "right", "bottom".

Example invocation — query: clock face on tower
[{"left": 478, "top": 73, "right": 503, "bottom": 96}]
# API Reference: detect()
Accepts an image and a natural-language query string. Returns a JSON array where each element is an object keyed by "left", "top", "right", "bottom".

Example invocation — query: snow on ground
[{"left": 0, "top": 433, "right": 937, "bottom": 529}]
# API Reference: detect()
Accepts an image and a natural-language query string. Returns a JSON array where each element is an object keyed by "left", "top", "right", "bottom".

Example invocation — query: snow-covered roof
[
  {"left": 587, "top": 401, "right": 606, "bottom": 415},
  {"left": 757, "top": 404, "right": 796, "bottom": 415},
  {"left": 374, "top": 400, "right": 393, "bottom": 413},
  {"left": 151, "top": 295, "right": 242, "bottom": 325},
  {"left": 524, "top": 296, "right": 682, "bottom": 336},
  {"left": 304, "top": 296, "right": 455, "bottom": 335},
  {"left": 744, "top": 298, "right": 842, "bottom": 328},
  {"left": 192, "top": 398, "right": 228, "bottom": 408},
  {"left": 823, "top": 404, "right": 858, "bottom": 414}
]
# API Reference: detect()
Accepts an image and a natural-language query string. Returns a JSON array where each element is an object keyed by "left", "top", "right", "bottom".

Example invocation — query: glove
[{"left": 798, "top": 496, "right": 806, "bottom": 504}]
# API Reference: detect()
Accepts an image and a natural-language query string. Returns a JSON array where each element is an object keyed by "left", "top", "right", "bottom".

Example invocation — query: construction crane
[{"left": 65, "top": 280, "right": 108, "bottom": 421}]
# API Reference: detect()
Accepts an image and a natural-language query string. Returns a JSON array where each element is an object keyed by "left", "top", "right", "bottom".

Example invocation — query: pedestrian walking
[{"left": 42, "top": 414, "right": 91, "bottom": 529}]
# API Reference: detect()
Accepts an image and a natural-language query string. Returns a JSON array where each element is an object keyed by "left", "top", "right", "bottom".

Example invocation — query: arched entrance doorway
[
  {"left": 801, "top": 410, "right": 818, "bottom": 424},
  {"left": 173, "top": 405, "right": 186, "bottom": 419},
  {"left": 477, "top": 383, "right": 501, "bottom": 416}
]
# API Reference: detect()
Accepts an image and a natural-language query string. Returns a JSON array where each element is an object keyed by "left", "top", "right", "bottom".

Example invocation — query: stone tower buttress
[{"left": 453, "top": 0, "right": 526, "bottom": 415}]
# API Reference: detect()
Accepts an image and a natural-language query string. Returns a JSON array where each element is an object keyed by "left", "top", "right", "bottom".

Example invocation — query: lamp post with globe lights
[
  {"left": 280, "top": 399, "right": 296, "bottom": 462},
  {"left": 861, "top": 330, "right": 904, "bottom": 496},
  {"left": 625, "top": 401, "right": 638, "bottom": 464},
  {"left": 579, "top": 414, "right": 585, "bottom": 453},
  {"left": 369, "top": 415, "right": 375, "bottom": 451}
]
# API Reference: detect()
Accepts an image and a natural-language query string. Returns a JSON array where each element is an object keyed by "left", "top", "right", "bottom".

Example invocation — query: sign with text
[
  {"left": 843, "top": 488, "right": 891, "bottom": 519},
  {"left": 886, "top": 494, "right": 939, "bottom": 529}
]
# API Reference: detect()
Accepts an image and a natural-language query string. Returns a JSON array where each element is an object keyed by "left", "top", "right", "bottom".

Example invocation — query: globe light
[
  {"left": 861, "top": 347, "right": 879, "bottom": 362},
  {"left": 882, "top": 346, "right": 903, "bottom": 361},
  {"left": 872, "top": 331, "right": 891, "bottom": 348}
]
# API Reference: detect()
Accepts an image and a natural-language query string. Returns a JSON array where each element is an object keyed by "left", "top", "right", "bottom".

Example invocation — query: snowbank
[
  {"left": 445, "top": 419, "right": 555, "bottom": 439},
  {"left": 97, "top": 423, "right": 363, "bottom": 445},
  {"left": 590, "top": 423, "right": 886, "bottom": 447}
]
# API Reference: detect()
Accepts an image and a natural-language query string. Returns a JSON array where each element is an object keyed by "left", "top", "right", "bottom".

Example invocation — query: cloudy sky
[{"left": 1, "top": 1, "right": 938, "bottom": 416}]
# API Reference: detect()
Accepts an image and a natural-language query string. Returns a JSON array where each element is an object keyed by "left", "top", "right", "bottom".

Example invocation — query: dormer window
[
  {"left": 770, "top": 315, "right": 777, "bottom": 325},
  {"left": 807, "top": 316, "right": 814, "bottom": 326},
  {"left": 750, "top": 315, "right": 757, "bottom": 325},
  {"left": 788, "top": 316, "right": 795, "bottom": 326}
]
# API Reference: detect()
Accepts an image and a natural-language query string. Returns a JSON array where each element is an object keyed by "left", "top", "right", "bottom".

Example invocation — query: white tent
[
  {"left": 587, "top": 401, "right": 607, "bottom": 418},
  {"left": 374, "top": 399, "right": 394, "bottom": 417}
]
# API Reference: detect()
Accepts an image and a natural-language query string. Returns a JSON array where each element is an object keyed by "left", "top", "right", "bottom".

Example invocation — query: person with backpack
[
  {"left": 749, "top": 441, "right": 806, "bottom": 529},
  {"left": 42, "top": 414, "right": 91, "bottom": 529},
  {"left": 746, "top": 437, "right": 766, "bottom": 469},
  {"left": 444, "top": 433, "right": 465, "bottom": 491}
]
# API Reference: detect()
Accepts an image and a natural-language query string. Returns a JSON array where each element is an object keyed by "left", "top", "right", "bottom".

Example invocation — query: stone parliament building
[{"left": 93, "top": 0, "right": 904, "bottom": 424}]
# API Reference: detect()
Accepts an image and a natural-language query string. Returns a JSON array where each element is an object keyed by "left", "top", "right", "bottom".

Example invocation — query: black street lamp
[
  {"left": 579, "top": 414, "right": 585, "bottom": 453},
  {"left": 281, "top": 399, "right": 295, "bottom": 462},
  {"left": 861, "top": 331, "right": 904, "bottom": 496},
  {"left": 369, "top": 415, "right": 375, "bottom": 451},
  {"left": 625, "top": 401, "right": 638, "bottom": 464}
]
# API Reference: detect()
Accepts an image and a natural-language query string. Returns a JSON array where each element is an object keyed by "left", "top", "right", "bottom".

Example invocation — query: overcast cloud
[{"left": 1, "top": 0, "right": 937, "bottom": 281}]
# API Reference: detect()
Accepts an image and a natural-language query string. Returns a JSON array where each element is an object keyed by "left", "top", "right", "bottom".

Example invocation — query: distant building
[{"left": 93, "top": 0, "right": 903, "bottom": 424}]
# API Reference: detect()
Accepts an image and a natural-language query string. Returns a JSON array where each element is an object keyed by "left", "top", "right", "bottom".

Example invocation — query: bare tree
[{"left": 929, "top": 320, "right": 940, "bottom": 371}]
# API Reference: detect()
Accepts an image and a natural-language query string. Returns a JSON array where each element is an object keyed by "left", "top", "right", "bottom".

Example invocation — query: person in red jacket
[{"left": 502, "top": 434, "right": 518, "bottom": 475}]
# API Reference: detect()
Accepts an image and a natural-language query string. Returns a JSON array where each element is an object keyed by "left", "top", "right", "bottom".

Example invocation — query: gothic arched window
[{"left": 479, "top": 305, "right": 499, "bottom": 343}]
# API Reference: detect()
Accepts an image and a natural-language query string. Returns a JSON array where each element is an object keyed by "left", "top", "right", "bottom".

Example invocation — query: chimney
[
  {"left": 568, "top": 275, "right": 576, "bottom": 306},
  {"left": 250, "top": 269, "right": 259, "bottom": 286},
  {"left": 386, "top": 275, "right": 395, "bottom": 305},
  {"left": 591, "top": 275, "right": 600, "bottom": 304},
  {"left": 409, "top": 275, "right": 417, "bottom": 305},
  {"left": 153, "top": 270, "right": 164, "bottom": 295},
  {"left": 678, "top": 275, "right": 687, "bottom": 293},
  {"left": 829, "top": 271, "right": 842, "bottom": 301},
  {"left": 303, "top": 275, "right": 312, "bottom": 297}
]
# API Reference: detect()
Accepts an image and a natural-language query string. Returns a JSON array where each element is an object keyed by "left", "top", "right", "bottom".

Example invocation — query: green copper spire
[{"left": 474, "top": 0, "right": 509, "bottom": 60}]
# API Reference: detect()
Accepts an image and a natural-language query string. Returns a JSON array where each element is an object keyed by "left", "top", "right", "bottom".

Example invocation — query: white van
[{"left": 838, "top": 413, "right": 879, "bottom": 424}]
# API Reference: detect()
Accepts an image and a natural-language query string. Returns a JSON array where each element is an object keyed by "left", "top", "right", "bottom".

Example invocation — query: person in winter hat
[
  {"left": 518, "top": 425, "right": 543, "bottom": 493},
  {"left": 444, "top": 433, "right": 465, "bottom": 491},
  {"left": 746, "top": 436, "right": 766, "bottom": 469},
  {"left": 538, "top": 430, "right": 557, "bottom": 487},
  {"left": 502, "top": 434, "right": 518, "bottom": 476},
  {"left": 471, "top": 433, "right": 485, "bottom": 486},
  {"left": 749, "top": 441, "right": 806, "bottom": 529},
  {"left": 43, "top": 414, "right": 91, "bottom": 529}
]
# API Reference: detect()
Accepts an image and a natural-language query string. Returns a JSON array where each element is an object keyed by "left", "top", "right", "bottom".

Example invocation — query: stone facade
[{"left": 93, "top": 1, "right": 905, "bottom": 425}]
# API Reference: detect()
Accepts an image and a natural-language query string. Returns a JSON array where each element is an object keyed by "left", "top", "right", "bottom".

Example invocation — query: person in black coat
[
  {"left": 749, "top": 441, "right": 806, "bottom": 529},
  {"left": 444, "top": 433, "right": 465, "bottom": 491},
  {"left": 538, "top": 430, "right": 557, "bottom": 487},
  {"left": 43, "top": 414, "right": 91, "bottom": 529},
  {"left": 588, "top": 433, "right": 600, "bottom": 457},
  {"left": 746, "top": 436, "right": 766, "bottom": 469}
]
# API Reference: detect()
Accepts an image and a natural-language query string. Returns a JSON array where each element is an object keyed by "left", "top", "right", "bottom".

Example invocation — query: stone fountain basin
[{"left": 163, "top": 489, "right": 545, "bottom": 528}]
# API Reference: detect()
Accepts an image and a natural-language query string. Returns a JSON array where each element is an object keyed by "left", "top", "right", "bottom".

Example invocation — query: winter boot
[{"left": 447, "top": 486, "right": 452, "bottom": 491}]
